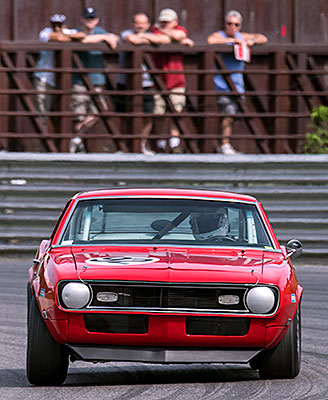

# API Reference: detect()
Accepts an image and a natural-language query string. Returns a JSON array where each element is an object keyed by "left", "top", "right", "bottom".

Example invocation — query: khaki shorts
[
  {"left": 153, "top": 87, "right": 186, "bottom": 114},
  {"left": 34, "top": 78, "right": 54, "bottom": 127},
  {"left": 71, "top": 84, "right": 107, "bottom": 122}
]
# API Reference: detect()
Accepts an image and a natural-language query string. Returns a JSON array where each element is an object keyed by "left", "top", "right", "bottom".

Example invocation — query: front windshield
[{"left": 59, "top": 198, "right": 274, "bottom": 248}]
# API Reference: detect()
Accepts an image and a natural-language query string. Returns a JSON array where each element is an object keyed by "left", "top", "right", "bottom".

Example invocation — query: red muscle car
[{"left": 27, "top": 188, "right": 303, "bottom": 385}]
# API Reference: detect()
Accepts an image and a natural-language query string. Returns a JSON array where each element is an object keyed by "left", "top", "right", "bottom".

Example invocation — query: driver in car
[{"left": 190, "top": 208, "right": 230, "bottom": 241}]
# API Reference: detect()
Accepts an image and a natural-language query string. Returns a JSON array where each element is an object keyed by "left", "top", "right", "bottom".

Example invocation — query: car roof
[{"left": 73, "top": 188, "right": 258, "bottom": 203}]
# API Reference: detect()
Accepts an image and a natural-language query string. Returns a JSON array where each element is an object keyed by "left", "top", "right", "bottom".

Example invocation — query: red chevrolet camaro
[{"left": 27, "top": 188, "right": 303, "bottom": 385}]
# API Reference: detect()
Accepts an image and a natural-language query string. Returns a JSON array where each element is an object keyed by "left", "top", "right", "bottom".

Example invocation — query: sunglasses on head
[{"left": 226, "top": 22, "right": 241, "bottom": 27}]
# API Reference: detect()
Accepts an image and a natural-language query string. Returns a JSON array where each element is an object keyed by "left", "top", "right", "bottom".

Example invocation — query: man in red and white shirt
[{"left": 150, "top": 8, "right": 194, "bottom": 152}]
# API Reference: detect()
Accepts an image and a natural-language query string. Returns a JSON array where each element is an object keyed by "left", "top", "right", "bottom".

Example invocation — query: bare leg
[
  {"left": 141, "top": 118, "right": 154, "bottom": 155},
  {"left": 74, "top": 115, "right": 97, "bottom": 133},
  {"left": 169, "top": 123, "right": 181, "bottom": 151},
  {"left": 140, "top": 118, "right": 152, "bottom": 146},
  {"left": 220, "top": 116, "right": 237, "bottom": 155},
  {"left": 221, "top": 116, "right": 233, "bottom": 146},
  {"left": 71, "top": 115, "right": 98, "bottom": 153}
]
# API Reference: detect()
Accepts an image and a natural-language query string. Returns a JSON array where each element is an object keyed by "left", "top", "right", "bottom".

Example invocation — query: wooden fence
[{"left": 0, "top": 41, "right": 327, "bottom": 154}]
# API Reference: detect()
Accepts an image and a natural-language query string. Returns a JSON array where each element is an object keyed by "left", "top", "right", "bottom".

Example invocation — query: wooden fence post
[
  {"left": 199, "top": 49, "right": 217, "bottom": 153},
  {"left": 59, "top": 48, "right": 72, "bottom": 153},
  {"left": 0, "top": 44, "right": 9, "bottom": 151},
  {"left": 272, "top": 50, "right": 291, "bottom": 153}
]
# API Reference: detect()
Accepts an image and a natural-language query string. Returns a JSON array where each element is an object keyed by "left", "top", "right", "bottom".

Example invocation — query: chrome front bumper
[{"left": 67, "top": 345, "right": 262, "bottom": 364}]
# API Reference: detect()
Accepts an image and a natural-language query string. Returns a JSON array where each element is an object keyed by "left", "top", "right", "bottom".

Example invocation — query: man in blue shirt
[
  {"left": 71, "top": 7, "right": 119, "bottom": 152},
  {"left": 207, "top": 10, "right": 267, "bottom": 155}
]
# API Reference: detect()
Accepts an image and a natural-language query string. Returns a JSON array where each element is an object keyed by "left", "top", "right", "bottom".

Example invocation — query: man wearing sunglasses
[{"left": 207, "top": 10, "right": 268, "bottom": 155}]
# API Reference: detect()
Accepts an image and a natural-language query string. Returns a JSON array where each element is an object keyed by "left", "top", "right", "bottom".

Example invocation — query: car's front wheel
[
  {"left": 27, "top": 282, "right": 32, "bottom": 324},
  {"left": 26, "top": 296, "right": 69, "bottom": 385},
  {"left": 257, "top": 305, "right": 301, "bottom": 379}
]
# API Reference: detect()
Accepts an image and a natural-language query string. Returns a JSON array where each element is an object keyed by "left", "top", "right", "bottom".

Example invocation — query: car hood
[{"left": 68, "top": 247, "right": 285, "bottom": 284}]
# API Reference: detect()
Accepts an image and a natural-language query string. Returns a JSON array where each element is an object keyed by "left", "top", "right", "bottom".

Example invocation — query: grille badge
[
  {"left": 218, "top": 294, "right": 240, "bottom": 305},
  {"left": 96, "top": 292, "right": 119, "bottom": 302}
]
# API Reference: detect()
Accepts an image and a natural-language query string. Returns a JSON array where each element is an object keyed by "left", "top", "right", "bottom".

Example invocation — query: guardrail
[
  {"left": 0, "top": 153, "right": 327, "bottom": 263},
  {"left": 0, "top": 42, "right": 327, "bottom": 154}
]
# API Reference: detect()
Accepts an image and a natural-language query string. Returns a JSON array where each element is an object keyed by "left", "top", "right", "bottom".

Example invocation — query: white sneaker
[
  {"left": 141, "top": 144, "right": 155, "bottom": 156},
  {"left": 156, "top": 137, "right": 181, "bottom": 152},
  {"left": 157, "top": 139, "right": 167, "bottom": 151},
  {"left": 169, "top": 137, "right": 180, "bottom": 149},
  {"left": 70, "top": 137, "right": 85, "bottom": 153},
  {"left": 220, "top": 143, "right": 237, "bottom": 155}
]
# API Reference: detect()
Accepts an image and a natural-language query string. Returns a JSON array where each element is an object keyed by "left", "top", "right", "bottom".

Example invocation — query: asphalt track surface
[{"left": 1, "top": 258, "right": 327, "bottom": 400}]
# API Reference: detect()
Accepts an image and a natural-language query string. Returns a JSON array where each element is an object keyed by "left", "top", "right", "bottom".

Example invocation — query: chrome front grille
[{"left": 87, "top": 282, "right": 250, "bottom": 314}]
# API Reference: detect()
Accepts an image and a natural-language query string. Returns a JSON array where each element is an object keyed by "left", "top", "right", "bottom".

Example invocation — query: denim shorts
[{"left": 217, "top": 95, "right": 239, "bottom": 115}]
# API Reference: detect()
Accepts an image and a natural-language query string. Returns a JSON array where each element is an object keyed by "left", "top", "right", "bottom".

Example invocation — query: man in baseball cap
[
  {"left": 49, "top": 14, "right": 67, "bottom": 24},
  {"left": 82, "top": 7, "right": 97, "bottom": 19},
  {"left": 158, "top": 8, "right": 178, "bottom": 22},
  {"left": 151, "top": 8, "right": 194, "bottom": 153},
  {"left": 70, "top": 6, "right": 119, "bottom": 152},
  {"left": 33, "top": 13, "right": 85, "bottom": 150}
]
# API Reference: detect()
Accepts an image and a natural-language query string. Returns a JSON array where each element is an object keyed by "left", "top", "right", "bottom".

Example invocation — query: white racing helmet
[{"left": 190, "top": 208, "right": 229, "bottom": 240}]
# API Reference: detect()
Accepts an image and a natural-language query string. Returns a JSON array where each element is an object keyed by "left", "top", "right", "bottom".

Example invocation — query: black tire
[
  {"left": 258, "top": 305, "right": 301, "bottom": 379},
  {"left": 26, "top": 296, "right": 69, "bottom": 385},
  {"left": 27, "top": 283, "right": 33, "bottom": 324}
]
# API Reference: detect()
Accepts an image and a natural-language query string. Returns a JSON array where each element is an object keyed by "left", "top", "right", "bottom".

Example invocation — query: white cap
[
  {"left": 158, "top": 8, "right": 178, "bottom": 22},
  {"left": 50, "top": 13, "right": 66, "bottom": 23}
]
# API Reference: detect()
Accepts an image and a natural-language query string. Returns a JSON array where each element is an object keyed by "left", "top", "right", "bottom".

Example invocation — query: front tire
[
  {"left": 258, "top": 305, "right": 301, "bottom": 379},
  {"left": 26, "top": 296, "right": 69, "bottom": 385},
  {"left": 27, "top": 283, "right": 32, "bottom": 324}
]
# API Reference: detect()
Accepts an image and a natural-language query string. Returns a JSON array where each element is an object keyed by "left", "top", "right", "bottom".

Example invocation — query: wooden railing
[{"left": 0, "top": 41, "right": 327, "bottom": 154}]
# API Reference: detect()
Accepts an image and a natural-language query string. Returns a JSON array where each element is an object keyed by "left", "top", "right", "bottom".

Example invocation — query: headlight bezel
[
  {"left": 244, "top": 285, "right": 279, "bottom": 315},
  {"left": 58, "top": 281, "right": 92, "bottom": 310}
]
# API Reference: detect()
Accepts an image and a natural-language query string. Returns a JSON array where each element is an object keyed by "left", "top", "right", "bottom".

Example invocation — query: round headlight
[
  {"left": 61, "top": 282, "right": 91, "bottom": 309},
  {"left": 245, "top": 286, "right": 275, "bottom": 314}
]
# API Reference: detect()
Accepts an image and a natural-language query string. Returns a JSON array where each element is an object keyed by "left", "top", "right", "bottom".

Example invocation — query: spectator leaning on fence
[
  {"left": 150, "top": 8, "right": 194, "bottom": 153},
  {"left": 207, "top": 10, "right": 268, "bottom": 155},
  {"left": 116, "top": 12, "right": 156, "bottom": 155},
  {"left": 70, "top": 6, "right": 119, "bottom": 153},
  {"left": 34, "top": 14, "right": 85, "bottom": 137}
]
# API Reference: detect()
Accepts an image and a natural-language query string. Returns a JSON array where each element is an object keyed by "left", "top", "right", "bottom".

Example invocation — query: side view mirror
[{"left": 286, "top": 239, "right": 303, "bottom": 259}]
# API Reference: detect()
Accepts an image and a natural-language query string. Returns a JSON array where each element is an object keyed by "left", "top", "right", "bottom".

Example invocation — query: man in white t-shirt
[
  {"left": 34, "top": 14, "right": 85, "bottom": 130},
  {"left": 117, "top": 13, "right": 156, "bottom": 155}
]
